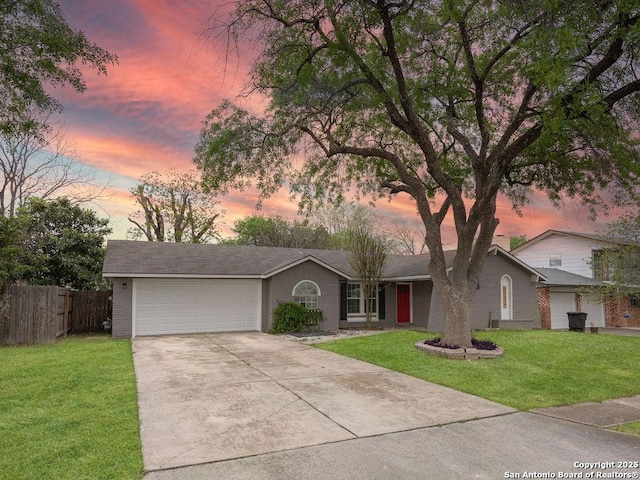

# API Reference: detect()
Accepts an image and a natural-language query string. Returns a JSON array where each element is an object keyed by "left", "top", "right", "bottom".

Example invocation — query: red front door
[{"left": 397, "top": 284, "right": 411, "bottom": 323}]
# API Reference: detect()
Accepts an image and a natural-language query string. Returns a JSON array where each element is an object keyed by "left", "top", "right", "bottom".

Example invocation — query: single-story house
[{"left": 102, "top": 240, "right": 546, "bottom": 338}]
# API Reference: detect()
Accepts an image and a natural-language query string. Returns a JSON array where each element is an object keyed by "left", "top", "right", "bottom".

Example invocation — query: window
[
  {"left": 346, "top": 282, "right": 377, "bottom": 316},
  {"left": 631, "top": 294, "right": 640, "bottom": 307},
  {"left": 292, "top": 281, "right": 320, "bottom": 309},
  {"left": 347, "top": 283, "right": 361, "bottom": 313},
  {"left": 549, "top": 253, "right": 562, "bottom": 267}
]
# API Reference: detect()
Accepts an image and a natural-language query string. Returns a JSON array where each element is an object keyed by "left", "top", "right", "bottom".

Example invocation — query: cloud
[
  {"left": 53, "top": 0, "right": 626, "bottom": 243},
  {"left": 58, "top": 0, "right": 250, "bottom": 174}
]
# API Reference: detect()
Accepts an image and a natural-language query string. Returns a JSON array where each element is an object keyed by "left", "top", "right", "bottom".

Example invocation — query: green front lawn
[
  {"left": 316, "top": 330, "right": 640, "bottom": 411},
  {"left": 0, "top": 336, "right": 143, "bottom": 480},
  {"left": 612, "top": 421, "right": 640, "bottom": 436}
]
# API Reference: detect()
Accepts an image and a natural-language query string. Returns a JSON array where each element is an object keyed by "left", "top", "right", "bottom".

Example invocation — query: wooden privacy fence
[
  {"left": 69, "top": 290, "right": 112, "bottom": 334},
  {"left": 0, "top": 286, "right": 112, "bottom": 345}
]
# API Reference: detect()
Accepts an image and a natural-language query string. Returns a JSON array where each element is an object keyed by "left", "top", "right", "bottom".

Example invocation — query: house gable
[
  {"left": 265, "top": 259, "right": 342, "bottom": 332},
  {"left": 511, "top": 231, "right": 611, "bottom": 278},
  {"left": 264, "top": 255, "right": 350, "bottom": 279},
  {"left": 428, "top": 251, "right": 542, "bottom": 332}
]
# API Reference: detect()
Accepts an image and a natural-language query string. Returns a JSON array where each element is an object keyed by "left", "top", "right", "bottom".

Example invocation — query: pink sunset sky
[{"left": 55, "top": 0, "right": 619, "bottom": 242}]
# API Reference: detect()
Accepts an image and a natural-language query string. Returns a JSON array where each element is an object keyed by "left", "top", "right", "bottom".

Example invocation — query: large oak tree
[{"left": 195, "top": 0, "right": 640, "bottom": 347}]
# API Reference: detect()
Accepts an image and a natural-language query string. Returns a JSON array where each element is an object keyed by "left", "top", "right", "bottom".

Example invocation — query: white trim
[
  {"left": 396, "top": 282, "right": 413, "bottom": 324},
  {"left": 105, "top": 273, "right": 264, "bottom": 279},
  {"left": 345, "top": 281, "right": 379, "bottom": 322},
  {"left": 346, "top": 315, "right": 379, "bottom": 323},
  {"left": 510, "top": 230, "right": 623, "bottom": 255},
  {"left": 291, "top": 280, "right": 322, "bottom": 297},
  {"left": 131, "top": 278, "right": 262, "bottom": 336},
  {"left": 255, "top": 283, "right": 262, "bottom": 331},
  {"left": 384, "top": 275, "right": 431, "bottom": 282},
  {"left": 500, "top": 275, "right": 513, "bottom": 321},
  {"left": 131, "top": 280, "right": 138, "bottom": 338}
]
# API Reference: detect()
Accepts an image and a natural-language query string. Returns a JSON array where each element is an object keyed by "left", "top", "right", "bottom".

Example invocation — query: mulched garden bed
[{"left": 416, "top": 337, "right": 503, "bottom": 360}]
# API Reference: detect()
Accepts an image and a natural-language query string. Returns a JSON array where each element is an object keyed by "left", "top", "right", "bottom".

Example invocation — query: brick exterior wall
[
  {"left": 605, "top": 297, "right": 640, "bottom": 327},
  {"left": 576, "top": 295, "right": 582, "bottom": 312},
  {"left": 536, "top": 287, "right": 551, "bottom": 329},
  {"left": 111, "top": 277, "right": 133, "bottom": 338}
]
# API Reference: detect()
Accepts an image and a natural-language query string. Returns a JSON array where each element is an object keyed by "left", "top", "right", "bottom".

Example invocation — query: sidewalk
[
  {"left": 532, "top": 394, "right": 640, "bottom": 427},
  {"left": 600, "top": 327, "right": 640, "bottom": 337}
]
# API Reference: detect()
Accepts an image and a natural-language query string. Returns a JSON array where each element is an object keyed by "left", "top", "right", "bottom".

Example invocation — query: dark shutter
[
  {"left": 340, "top": 283, "right": 347, "bottom": 320},
  {"left": 378, "top": 283, "right": 386, "bottom": 320}
]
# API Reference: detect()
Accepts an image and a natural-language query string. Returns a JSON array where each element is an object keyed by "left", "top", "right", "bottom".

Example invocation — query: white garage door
[
  {"left": 581, "top": 298, "right": 605, "bottom": 328},
  {"left": 550, "top": 292, "right": 577, "bottom": 329},
  {"left": 133, "top": 279, "right": 261, "bottom": 336}
]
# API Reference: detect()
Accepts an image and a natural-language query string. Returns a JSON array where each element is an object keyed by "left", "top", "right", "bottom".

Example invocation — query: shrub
[{"left": 270, "top": 302, "right": 324, "bottom": 334}]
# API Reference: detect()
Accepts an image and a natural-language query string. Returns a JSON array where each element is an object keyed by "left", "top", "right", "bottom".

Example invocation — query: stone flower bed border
[{"left": 415, "top": 340, "right": 504, "bottom": 360}]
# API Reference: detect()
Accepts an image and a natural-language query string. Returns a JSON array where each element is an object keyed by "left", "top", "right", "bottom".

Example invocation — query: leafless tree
[
  {"left": 0, "top": 111, "right": 108, "bottom": 217},
  {"left": 310, "top": 203, "right": 373, "bottom": 235},
  {"left": 348, "top": 225, "right": 389, "bottom": 330},
  {"left": 128, "top": 170, "right": 222, "bottom": 243},
  {"left": 309, "top": 202, "right": 389, "bottom": 250},
  {"left": 389, "top": 220, "right": 428, "bottom": 255}
]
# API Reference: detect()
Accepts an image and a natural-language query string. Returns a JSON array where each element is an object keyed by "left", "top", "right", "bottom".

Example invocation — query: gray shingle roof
[
  {"left": 102, "top": 240, "right": 357, "bottom": 277},
  {"left": 103, "top": 240, "right": 436, "bottom": 279},
  {"left": 102, "top": 241, "right": 531, "bottom": 281},
  {"left": 535, "top": 268, "right": 602, "bottom": 287}
]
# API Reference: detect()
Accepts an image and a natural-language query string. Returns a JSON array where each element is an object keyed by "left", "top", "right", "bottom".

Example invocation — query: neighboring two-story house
[{"left": 511, "top": 230, "right": 640, "bottom": 328}]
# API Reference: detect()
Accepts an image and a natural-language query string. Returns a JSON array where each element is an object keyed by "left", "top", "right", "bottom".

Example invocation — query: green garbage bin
[{"left": 567, "top": 312, "right": 587, "bottom": 332}]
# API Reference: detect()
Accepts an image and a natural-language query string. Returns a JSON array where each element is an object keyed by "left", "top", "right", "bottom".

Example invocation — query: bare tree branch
[{"left": 0, "top": 110, "right": 110, "bottom": 218}]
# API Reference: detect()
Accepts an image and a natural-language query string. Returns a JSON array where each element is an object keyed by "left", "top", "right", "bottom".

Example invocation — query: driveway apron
[{"left": 133, "top": 332, "right": 514, "bottom": 471}]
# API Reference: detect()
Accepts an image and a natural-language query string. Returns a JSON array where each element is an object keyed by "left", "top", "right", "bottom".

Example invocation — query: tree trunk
[
  {"left": 364, "top": 281, "right": 374, "bottom": 330},
  {"left": 439, "top": 284, "right": 473, "bottom": 348}
]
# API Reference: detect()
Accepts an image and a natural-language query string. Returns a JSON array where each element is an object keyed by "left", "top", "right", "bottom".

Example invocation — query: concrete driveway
[{"left": 133, "top": 332, "right": 514, "bottom": 472}]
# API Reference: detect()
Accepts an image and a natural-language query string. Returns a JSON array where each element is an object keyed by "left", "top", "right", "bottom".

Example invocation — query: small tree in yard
[
  {"left": 349, "top": 226, "right": 389, "bottom": 330},
  {"left": 196, "top": 1, "right": 640, "bottom": 347}
]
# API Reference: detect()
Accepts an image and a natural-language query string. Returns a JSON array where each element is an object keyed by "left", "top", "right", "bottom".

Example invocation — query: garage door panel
[
  {"left": 134, "top": 279, "right": 260, "bottom": 336},
  {"left": 550, "top": 292, "right": 576, "bottom": 329},
  {"left": 580, "top": 298, "right": 605, "bottom": 327}
]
